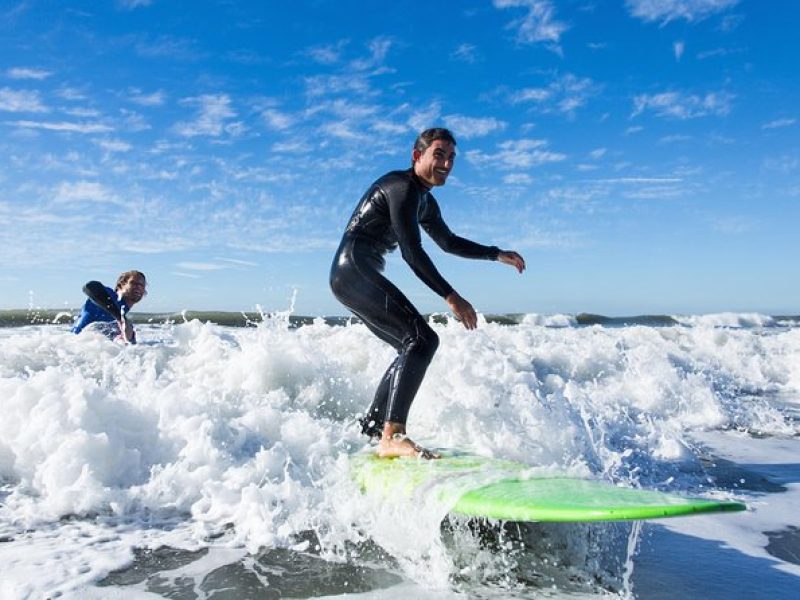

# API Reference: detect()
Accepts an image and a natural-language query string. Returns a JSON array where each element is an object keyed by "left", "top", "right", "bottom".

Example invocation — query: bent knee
[{"left": 409, "top": 322, "right": 439, "bottom": 357}]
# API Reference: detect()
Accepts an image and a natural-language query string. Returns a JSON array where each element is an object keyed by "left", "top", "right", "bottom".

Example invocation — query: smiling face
[{"left": 412, "top": 139, "right": 456, "bottom": 188}]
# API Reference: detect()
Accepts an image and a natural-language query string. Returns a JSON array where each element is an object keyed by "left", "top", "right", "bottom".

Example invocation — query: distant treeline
[{"left": 2, "top": 309, "right": 797, "bottom": 329}]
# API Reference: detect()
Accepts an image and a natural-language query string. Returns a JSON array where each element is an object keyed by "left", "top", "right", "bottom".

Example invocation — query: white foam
[{"left": 0, "top": 313, "right": 798, "bottom": 597}]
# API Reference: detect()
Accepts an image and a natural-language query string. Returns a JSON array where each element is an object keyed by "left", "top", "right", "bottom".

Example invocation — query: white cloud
[
  {"left": 95, "top": 138, "right": 132, "bottom": 152},
  {"left": 305, "top": 40, "right": 349, "bottom": 65},
  {"left": 0, "top": 88, "right": 48, "bottom": 113},
  {"left": 175, "top": 262, "right": 225, "bottom": 271},
  {"left": 626, "top": 0, "right": 739, "bottom": 23},
  {"left": 262, "top": 108, "right": 295, "bottom": 131},
  {"left": 503, "top": 173, "right": 534, "bottom": 185},
  {"left": 452, "top": 43, "right": 479, "bottom": 63},
  {"left": 272, "top": 140, "right": 312, "bottom": 154},
  {"left": 215, "top": 257, "right": 258, "bottom": 268},
  {"left": 510, "top": 74, "right": 597, "bottom": 116},
  {"left": 466, "top": 138, "right": 566, "bottom": 170},
  {"left": 128, "top": 88, "right": 166, "bottom": 106},
  {"left": 443, "top": 114, "right": 507, "bottom": 139},
  {"left": 350, "top": 36, "right": 393, "bottom": 71},
  {"left": 632, "top": 90, "right": 734, "bottom": 119},
  {"left": 762, "top": 118, "right": 796, "bottom": 130},
  {"left": 118, "top": 0, "right": 153, "bottom": 9},
  {"left": 673, "top": 40, "right": 685, "bottom": 61},
  {"left": 407, "top": 102, "right": 442, "bottom": 132},
  {"left": 592, "top": 177, "right": 683, "bottom": 184},
  {"left": 370, "top": 120, "right": 408, "bottom": 136},
  {"left": 493, "top": 0, "right": 568, "bottom": 47},
  {"left": 511, "top": 87, "right": 551, "bottom": 103},
  {"left": 7, "top": 67, "right": 53, "bottom": 80},
  {"left": 588, "top": 148, "right": 607, "bottom": 159},
  {"left": 6, "top": 119, "right": 112, "bottom": 133},
  {"left": 54, "top": 181, "right": 117, "bottom": 204},
  {"left": 319, "top": 121, "right": 366, "bottom": 141},
  {"left": 174, "top": 94, "right": 237, "bottom": 137}
]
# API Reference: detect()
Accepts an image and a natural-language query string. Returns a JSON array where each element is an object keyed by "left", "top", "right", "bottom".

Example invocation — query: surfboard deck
[{"left": 351, "top": 451, "right": 746, "bottom": 522}]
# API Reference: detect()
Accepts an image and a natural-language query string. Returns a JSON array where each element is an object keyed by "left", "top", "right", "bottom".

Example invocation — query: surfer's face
[
  {"left": 120, "top": 275, "right": 147, "bottom": 305},
  {"left": 413, "top": 139, "right": 455, "bottom": 188}
]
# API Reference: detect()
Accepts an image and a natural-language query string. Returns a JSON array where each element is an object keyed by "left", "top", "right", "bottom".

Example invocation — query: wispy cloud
[
  {"left": 53, "top": 181, "right": 119, "bottom": 204},
  {"left": 451, "top": 43, "right": 480, "bottom": 63},
  {"left": 128, "top": 88, "right": 166, "bottom": 106},
  {"left": 711, "top": 215, "right": 752, "bottom": 235},
  {"left": 117, "top": 0, "right": 153, "bottom": 10},
  {"left": 95, "top": 138, "right": 132, "bottom": 152},
  {"left": 214, "top": 257, "right": 259, "bottom": 268},
  {"left": 0, "top": 87, "right": 48, "bottom": 112},
  {"left": 493, "top": 0, "right": 568, "bottom": 49},
  {"left": 509, "top": 73, "right": 598, "bottom": 116},
  {"left": 6, "top": 119, "right": 113, "bottom": 133},
  {"left": 673, "top": 40, "right": 685, "bottom": 61},
  {"left": 466, "top": 138, "right": 566, "bottom": 170},
  {"left": 632, "top": 90, "right": 734, "bottom": 119},
  {"left": 350, "top": 36, "right": 393, "bottom": 71},
  {"left": 262, "top": 107, "right": 295, "bottom": 131},
  {"left": 443, "top": 114, "right": 507, "bottom": 139},
  {"left": 173, "top": 94, "right": 239, "bottom": 137},
  {"left": 7, "top": 67, "right": 53, "bottom": 80},
  {"left": 626, "top": 0, "right": 739, "bottom": 24},
  {"left": 762, "top": 118, "right": 796, "bottom": 130},
  {"left": 503, "top": 173, "right": 534, "bottom": 185},
  {"left": 305, "top": 40, "right": 349, "bottom": 65},
  {"left": 175, "top": 262, "right": 226, "bottom": 271},
  {"left": 134, "top": 34, "right": 202, "bottom": 61}
]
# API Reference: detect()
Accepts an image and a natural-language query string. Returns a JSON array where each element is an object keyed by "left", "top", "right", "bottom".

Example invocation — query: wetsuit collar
[{"left": 409, "top": 168, "right": 432, "bottom": 192}]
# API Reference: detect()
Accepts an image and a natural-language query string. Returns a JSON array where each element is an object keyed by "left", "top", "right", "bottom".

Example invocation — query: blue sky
[{"left": 0, "top": 0, "right": 797, "bottom": 316}]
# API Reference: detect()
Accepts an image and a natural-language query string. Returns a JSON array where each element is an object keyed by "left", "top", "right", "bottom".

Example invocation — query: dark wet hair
[
  {"left": 116, "top": 270, "right": 146, "bottom": 291},
  {"left": 412, "top": 128, "right": 457, "bottom": 164}
]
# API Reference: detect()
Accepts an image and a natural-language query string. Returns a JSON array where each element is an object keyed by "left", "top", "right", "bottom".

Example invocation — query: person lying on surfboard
[
  {"left": 72, "top": 270, "right": 147, "bottom": 344},
  {"left": 330, "top": 128, "right": 525, "bottom": 459}
]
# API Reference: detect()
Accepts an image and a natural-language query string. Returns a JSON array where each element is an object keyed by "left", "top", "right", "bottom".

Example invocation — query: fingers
[
  {"left": 457, "top": 302, "right": 478, "bottom": 330},
  {"left": 499, "top": 250, "right": 526, "bottom": 273}
]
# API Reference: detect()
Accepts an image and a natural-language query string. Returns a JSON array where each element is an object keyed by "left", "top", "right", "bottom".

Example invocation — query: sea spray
[{"left": 0, "top": 312, "right": 797, "bottom": 596}]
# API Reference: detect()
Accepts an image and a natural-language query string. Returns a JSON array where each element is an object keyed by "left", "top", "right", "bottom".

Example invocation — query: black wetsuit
[{"left": 330, "top": 169, "right": 500, "bottom": 437}]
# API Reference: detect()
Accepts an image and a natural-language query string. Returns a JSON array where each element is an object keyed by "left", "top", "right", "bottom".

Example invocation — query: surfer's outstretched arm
[{"left": 83, "top": 281, "right": 123, "bottom": 321}]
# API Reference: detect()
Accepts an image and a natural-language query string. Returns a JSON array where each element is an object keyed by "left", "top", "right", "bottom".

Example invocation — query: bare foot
[{"left": 377, "top": 434, "right": 441, "bottom": 459}]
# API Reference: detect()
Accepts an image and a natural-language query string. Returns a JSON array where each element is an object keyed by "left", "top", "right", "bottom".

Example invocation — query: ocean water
[{"left": 0, "top": 310, "right": 798, "bottom": 599}]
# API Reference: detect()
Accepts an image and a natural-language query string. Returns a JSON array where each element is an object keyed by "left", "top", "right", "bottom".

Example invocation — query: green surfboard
[{"left": 351, "top": 451, "right": 746, "bottom": 522}]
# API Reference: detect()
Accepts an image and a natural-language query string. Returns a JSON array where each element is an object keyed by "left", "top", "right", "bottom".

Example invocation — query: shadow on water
[
  {"left": 633, "top": 523, "right": 800, "bottom": 599},
  {"left": 98, "top": 540, "right": 403, "bottom": 599},
  {"left": 765, "top": 526, "right": 800, "bottom": 566}
]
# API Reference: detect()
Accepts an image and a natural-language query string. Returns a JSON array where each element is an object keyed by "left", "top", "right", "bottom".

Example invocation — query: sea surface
[{"left": 0, "top": 309, "right": 798, "bottom": 599}]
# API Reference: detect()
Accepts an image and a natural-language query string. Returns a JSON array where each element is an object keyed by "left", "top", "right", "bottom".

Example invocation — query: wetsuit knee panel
[{"left": 406, "top": 322, "right": 439, "bottom": 358}]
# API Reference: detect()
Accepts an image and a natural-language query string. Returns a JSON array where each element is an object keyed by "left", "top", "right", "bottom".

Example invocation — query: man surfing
[
  {"left": 330, "top": 128, "right": 525, "bottom": 459},
  {"left": 73, "top": 270, "right": 147, "bottom": 343}
]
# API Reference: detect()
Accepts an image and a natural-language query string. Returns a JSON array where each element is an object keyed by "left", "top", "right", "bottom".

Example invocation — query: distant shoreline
[{"left": 2, "top": 309, "right": 798, "bottom": 329}]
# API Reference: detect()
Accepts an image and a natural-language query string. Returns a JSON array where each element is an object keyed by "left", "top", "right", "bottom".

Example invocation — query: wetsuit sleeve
[
  {"left": 420, "top": 197, "right": 501, "bottom": 260},
  {"left": 83, "top": 281, "right": 124, "bottom": 321},
  {"left": 385, "top": 184, "right": 455, "bottom": 298},
  {"left": 72, "top": 300, "right": 96, "bottom": 334}
]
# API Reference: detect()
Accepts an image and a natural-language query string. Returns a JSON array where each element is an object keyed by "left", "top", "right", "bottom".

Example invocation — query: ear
[{"left": 412, "top": 148, "right": 422, "bottom": 163}]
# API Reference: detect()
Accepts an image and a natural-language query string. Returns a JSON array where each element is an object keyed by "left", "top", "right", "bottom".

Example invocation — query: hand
[
  {"left": 119, "top": 317, "right": 135, "bottom": 343},
  {"left": 498, "top": 250, "right": 526, "bottom": 274},
  {"left": 445, "top": 291, "right": 478, "bottom": 330}
]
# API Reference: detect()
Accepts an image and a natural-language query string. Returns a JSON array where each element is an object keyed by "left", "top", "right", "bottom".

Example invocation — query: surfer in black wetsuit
[{"left": 330, "top": 128, "right": 526, "bottom": 459}]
